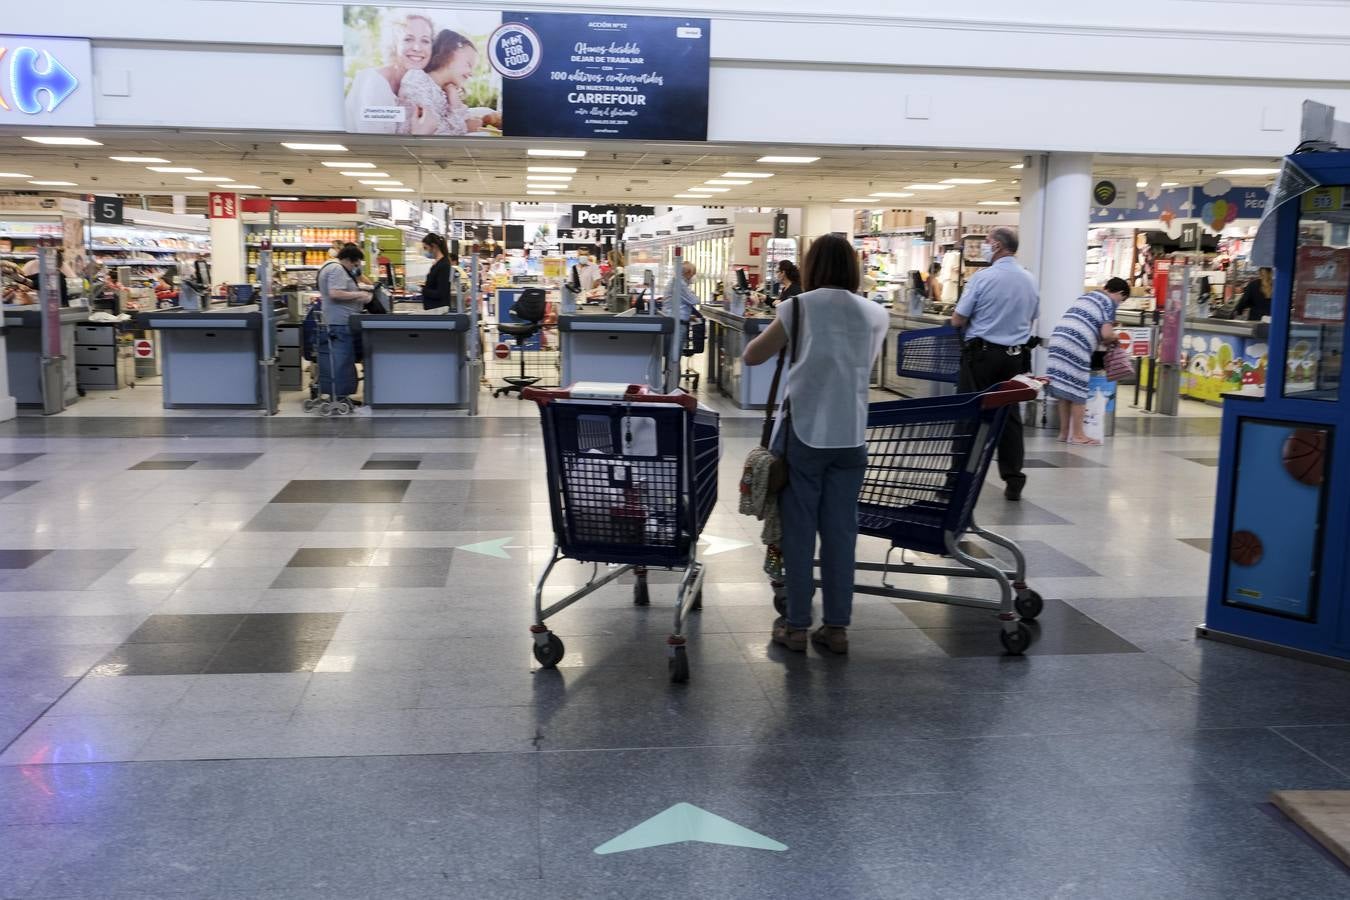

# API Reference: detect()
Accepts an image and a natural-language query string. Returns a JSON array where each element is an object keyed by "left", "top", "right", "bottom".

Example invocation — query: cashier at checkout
[{"left": 1233, "top": 268, "right": 1273, "bottom": 321}]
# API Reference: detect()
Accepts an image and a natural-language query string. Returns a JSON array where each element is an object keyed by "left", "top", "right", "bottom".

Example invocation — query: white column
[
  {"left": 1030, "top": 152, "right": 1093, "bottom": 339},
  {"left": 209, "top": 217, "right": 245, "bottom": 283},
  {"left": 0, "top": 339, "right": 15, "bottom": 422}
]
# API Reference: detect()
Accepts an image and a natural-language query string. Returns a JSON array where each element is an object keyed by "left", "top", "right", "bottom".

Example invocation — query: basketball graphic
[
  {"left": 1230, "top": 530, "right": 1264, "bottom": 567},
  {"left": 1281, "top": 428, "right": 1327, "bottom": 487}
]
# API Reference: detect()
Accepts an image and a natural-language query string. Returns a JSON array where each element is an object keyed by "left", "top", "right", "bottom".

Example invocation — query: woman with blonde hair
[{"left": 346, "top": 13, "right": 436, "bottom": 134}]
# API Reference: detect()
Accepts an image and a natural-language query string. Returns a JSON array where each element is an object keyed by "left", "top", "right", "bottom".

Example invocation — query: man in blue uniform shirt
[{"left": 951, "top": 226, "right": 1039, "bottom": 500}]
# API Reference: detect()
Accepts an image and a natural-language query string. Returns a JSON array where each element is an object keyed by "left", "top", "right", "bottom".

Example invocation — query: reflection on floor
[{"left": 0, "top": 387, "right": 1347, "bottom": 899}]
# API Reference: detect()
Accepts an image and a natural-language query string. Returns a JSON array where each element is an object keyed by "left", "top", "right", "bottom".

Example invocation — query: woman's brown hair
[{"left": 801, "top": 233, "right": 860, "bottom": 292}]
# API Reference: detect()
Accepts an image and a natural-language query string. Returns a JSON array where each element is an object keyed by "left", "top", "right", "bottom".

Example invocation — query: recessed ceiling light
[
  {"left": 23, "top": 136, "right": 101, "bottom": 146},
  {"left": 689, "top": 186, "right": 729, "bottom": 192},
  {"left": 148, "top": 166, "right": 202, "bottom": 173},
  {"left": 528, "top": 148, "right": 587, "bottom": 158},
  {"left": 978, "top": 200, "right": 1019, "bottom": 206},
  {"left": 723, "top": 172, "right": 774, "bottom": 178},
  {"left": 757, "top": 155, "right": 818, "bottom": 164},
  {"left": 942, "top": 178, "right": 995, "bottom": 185},
  {"left": 29, "top": 180, "right": 77, "bottom": 186},
  {"left": 323, "top": 161, "right": 374, "bottom": 168},
  {"left": 374, "top": 187, "right": 414, "bottom": 193},
  {"left": 110, "top": 156, "right": 169, "bottom": 163},
  {"left": 0, "top": 172, "right": 32, "bottom": 178},
  {"left": 230, "top": 185, "right": 261, "bottom": 190},
  {"left": 526, "top": 174, "right": 571, "bottom": 181},
  {"left": 527, "top": 166, "right": 577, "bottom": 174},
  {"left": 341, "top": 170, "right": 387, "bottom": 178},
  {"left": 526, "top": 190, "right": 559, "bottom": 196},
  {"left": 869, "top": 192, "right": 914, "bottom": 198},
  {"left": 185, "top": 176, "right": 232, "bottom": 182},
  {"left": 905, "top": 184, "right": 955, "bottom": 191},
  {"left": 705, "top": 179, "right": 751, "bottom": 185},
  {"left": 1218, "top": 167, "right": 1280, "bottom": 176},
  {"left": 1009, "top": 163, "right": 1024, "bottom": 170},
  {"left": 673, "top": 194, "right": 706, "bottom": 199},
  {"left": 837, "top": 198, "right": 877, "bottom": 203},
  {"left": 1162, "top": 182, "right": 1179, "bottom": 187},
  {"left": 272, "top": 196, "right": 299, "bottom": 200},
  {"left": 359, "top": 180, "right": 403, "bottom": 186},
  {"left": 282, "top": 142, "right": 348, "bottom": 151}
]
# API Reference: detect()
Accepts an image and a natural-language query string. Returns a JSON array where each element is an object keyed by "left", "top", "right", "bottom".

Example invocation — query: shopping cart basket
[
  {"left": 895, "top": 324, "right": 964, "bottom": 384},
  {"left": 521, "top": 382, "right": 720, "bottom": 683},
  {"left": 817, "top": 379, "right": 1044, "bottom": 654}
]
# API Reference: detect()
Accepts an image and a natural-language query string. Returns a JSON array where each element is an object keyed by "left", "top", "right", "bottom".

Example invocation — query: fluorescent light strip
[
  {"left": 323, "top": 161, "right": 374, "bottom": 168},
  {"left": 978, "top": 201, "right": 1018, "bottom": 206},
  {"left": 231, "top": 185, "right": 261, "bottom": 190},
  {"left": 869, "top": 192, "right": 914, "bottom": 198},
  {"left": 723, "top": 172, "right": 774, "bottom": 178},
  {"left": 185, "top": 176, "right": 232, "bottom": 182},
  {"left": 148, "top": 166, "right": 202, "bottom": 174},
  {"left": 527, "top": 166, "right": 577, "bottom": 173},
  {"left": 942, "top": 178, "right": 995, "bottom": 185},
  {"left": 1009, "top": 163, "right": 1024, "bottom": 170},
  {"left": 1218, "top": 168, "right": 1279, "bottom": 176},
  {"left": 689, "top": 187, "right": 729, "bottom": 193},
  {"left": 526, "top": 175, "right": 571, "bottom": 182},
  {"left": 272, "top": 196, "right": 299, "bottom": 200},
  {"left": 359, "top": 180, "right": 403, "bottom": 186},
  {"left": 526, "top": 190, "right": 559, "bottom": 196},
  {"left": 23, "top": 136, "right": 101, "bottom": 146},
  {"left": 374, "top": 187, "right": 414, "bottom": 193},
  {"left": 905, "top": 184, "right": 955, "bottom": 191},
  {"left": 110, "top": 156, "right": 168, "bottom": 163},
  {"left": 527, "top": 148, "right": 587, "bottom": 158},
  {"left": 342, "top": 171, "right": 387, "bottom": 178},
  {"left": 282, "top": 142, "right": 347, "bottom": 151},
  {"left": 705, "top": 179, "right": 751, "bottom": 186},
  {"left": 837, "top": 198, "right": 877, "bottom": 203},
  {"left": 673, "top": 194, "right": 706, "bottom": 199},
  {"left": 0, "top": 172, "right": 32, "bottom": 178},
  {"left": 29, "top": 180, "right": 76, "bottom": 186},
  {"left": 757, "top": 155, "right": 818, "bottom": 164}
]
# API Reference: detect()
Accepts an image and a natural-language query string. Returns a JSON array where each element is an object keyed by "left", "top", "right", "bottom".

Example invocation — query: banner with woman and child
[{"left": 342, "top": 6, "right": 710, "bottom": 141}]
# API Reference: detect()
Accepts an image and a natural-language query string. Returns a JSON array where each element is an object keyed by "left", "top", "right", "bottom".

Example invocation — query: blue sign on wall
[
  {"left": 1091, "top": 186, "right": 1270, "bottom": 225},
  {"left": 0, "top": 35, "right": 93, "bottom": 126},
  {"left": 497, "top": 12, "right": 709, "bottom": 141}
]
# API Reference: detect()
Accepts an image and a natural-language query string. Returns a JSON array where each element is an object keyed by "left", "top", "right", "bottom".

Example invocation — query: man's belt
[{"left": 964, "top": 337, "right": 1024, "bottom": 354}]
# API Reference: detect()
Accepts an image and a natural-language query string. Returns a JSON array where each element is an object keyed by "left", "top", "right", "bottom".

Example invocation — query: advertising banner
[
  {"left": 0, "top": 36, "right": 93, "bottom": 127},
  {"left": 342, "top": 6, "right": 709, "bottom": 141}
]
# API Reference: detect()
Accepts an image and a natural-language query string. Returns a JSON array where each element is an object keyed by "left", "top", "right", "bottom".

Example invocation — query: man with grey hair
[{"left": 951, "top": 226, "right": 1039, "bottom": 500}]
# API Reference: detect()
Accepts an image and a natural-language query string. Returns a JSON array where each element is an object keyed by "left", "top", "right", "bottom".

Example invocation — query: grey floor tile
[
  {"left": 129, "top": 459, "right": 196, "bottom": 470},
  {"left": 1022, "top": 451, "right": 1107, "bottom": 468},
  {"left": 362, "top": 459, "right": 420, "bottom": 470},
  {"left": 1274, "top": 725, "right": 1350, "bottom": 775},
  {"left": 0, "top": 452, "right": 44, "bottom": 470},
  {"left": 1179, "top": 537, "right": 1213, "bottom": 553},
  {"left": 204, "top": 640, "right": 331, "bottom": 675},
  {"left": 89, "top": 642, "right": 224, "bottom": 677},
  {"left": 271, "top": 479, "right": 411, "bottom": 503},
  {"left": 972, "top": 498, "right": 1071, "bottom": 526},
  {"left": 123, "top": 614, "right": 245, "bottom": 644},
  {"left": 45, "top": 674, "right": 196, "bottom": 716},
  {"left": 0, "top": 480, "right": 39, "bottom": 500},
  {"left": 175, "top": 673, "right": 312, "bottom": 714},
  {"left": 0, "top": 549, "right": 53, "bottom": 569}
]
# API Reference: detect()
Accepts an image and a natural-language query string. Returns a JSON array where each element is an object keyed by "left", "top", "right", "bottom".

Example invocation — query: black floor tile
[
  {"left": 1115, "top": 418, "right": 1222, "bottom": 437},
  {"left": 229, "top": 613, "right": 344, "bottom": 644},
  {"left": 1186, "top": 457, "right": 1220, "bottom": 467},
  {"left": 1022, "top": 459, "right": 1060, "bottom": 469},
  {"left": 204, "top": 640, "right": 331, "bottom": 674},
  {"left": 157, "top": 452, "right": 264, "bottom": 470},
  {"left": 270, "top": 479, "right": 410, "bottom": 503},
  {"left": 130, "top": 460, "right": 196, "bottom": 470},
  {"left": 123, "top": 614, "right": 245, "bottom": 644},
  {"left": 897, "top": 597, "right": 1141, "bottom": 657},
  {"left": 91, "top": 641, "right": 224, "bottom": 676},
  {"left": 0, "top": 481, "right": 39, "bottom": 500},
  {"left": 286, "top": 548, "right": 380, "bottom": 567},
  {"left": 972, "top": 498, "right": 1071, "bottom": 526},
  {"left": 1023, "top": 452, "right": 1106, "bottom": 469},
  {"left": 417, "top": 452, "right": 476, "bottom": 470},
  {"left": 1180, "top": 537, "right": 1213, "bottom": 553},
  {"left": 0, "top": 453, "right": 42, "bottom": 471},
  {"left": 362, "top": 460, "right": 421, "bottom": 470},
  {"left": 0, "top": 549, "right": 53, "bottom": 569}
]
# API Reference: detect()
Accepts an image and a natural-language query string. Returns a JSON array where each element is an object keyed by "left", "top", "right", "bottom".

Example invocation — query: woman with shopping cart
[{"left": 744, "top": 234, "right": 889, "bottom": 654}]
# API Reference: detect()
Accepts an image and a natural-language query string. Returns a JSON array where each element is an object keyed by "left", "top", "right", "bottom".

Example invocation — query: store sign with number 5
[{"left": 0, "top": 36, "right": 93, "bottom": 126}]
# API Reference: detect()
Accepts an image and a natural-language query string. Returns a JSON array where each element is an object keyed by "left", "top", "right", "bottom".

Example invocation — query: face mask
[
  {"left": 423, "top": 250, "right": 436, "bottom": 260},
  {"left": 980, "top": 244, "right": 994, "bottom": 263}
]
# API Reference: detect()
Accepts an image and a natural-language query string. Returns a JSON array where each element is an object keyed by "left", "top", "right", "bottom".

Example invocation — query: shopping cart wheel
[
  {"left": 302, "top": 397, "right": 318, "bottom": 412},
  {"left": 318, "top": 400, "right": 334, "bottom": 416},
  {"left": 1014, "top": 588, "right": 1044, "bottom": 620},
  {"left": 633, "top": 580, "right": 650, "bottom": 606},
  {"left": 999, "top": 623, "right": 1033, "bottom": 656},
  {"left": 669, "top": 645, "right": 690, "bottom": 683},
  {"left": 532, "top": 632, "right": 565, "bottom": 668}
]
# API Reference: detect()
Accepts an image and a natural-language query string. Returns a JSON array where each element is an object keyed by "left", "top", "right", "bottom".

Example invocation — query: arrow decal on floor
[
  {"left": 594, "top": 802, "right": 787, "bottom": 855},
  {"left": 698, "top": 534, "right": 754, "bottom": 557},
  {"left": 455, "top": 537, "right": 520, "bottom": 560}
]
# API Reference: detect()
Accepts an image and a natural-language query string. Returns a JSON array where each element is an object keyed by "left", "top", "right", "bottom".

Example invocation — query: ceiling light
[
  {"left": 374, "top": 187, "right": 414, "bottom": 193},
  {"left": 23, "top": 136, "right": 101, "bottom": 146},
  {"left": 1162, "top": 182, "right": 1179, "bottom": 187},
  {"left": 942, "top": 178, "right": 995, "bottom": 185},
  {"left": 905, "top": 184, "right": 955, "bottom": 191},
  {"left": 1218, "top": 167, "right": 1280, "bottom": 176},
  {"left": 29, "top": 180, "right": 77, "bottom": 186},
  {"left": 282, "top": 142, "right": 347, "bottom": 151},
  {"left": 0, "top": 172, "right": 32, "bottom": 178},
  {"left": 528, "top": 148, "right": 587, "bottom": 158},
  {"left": 110, "top": 156, "right": 168, "bottom": 163},
  {"left": 1009, "top": 164, "right": 1024, "bottom": 170},
  {"left": 359, "top": 180, "right": 403, "bottom": 186},
  {"left": 526, "top": 174, "right": 571, "bottom": 181},
  {"left": 323, "top": 161, "right": 373, "bottom": 168},
  {"left": 757, "top": 155, "right": 818, "bottom": 164},
  {"left": 230, "top": 185, "right": 261, "bottom": 190},
  {"left": 837, "top": 198, "right": 877, "bottom": 203},
  {"left": 185, "top": 176, "right": 232, "bottom": 182},
  {"left": 723, "top": 172, "right": 774, "bottom": 178},
  {"left": 341, "top": 170, "right": 387, "bottom": 177},
  {"left": 706, "top": 179, "right": 751, "bottom": 185},
  {"left": 526, "top": 190, "right": 559, "bottom": 196},
  {"left": 689, "top": 186, "right": 729, "bottom": 193},
  {"left": 272, "top": 196, "right": 299, "bottom": 200},
  {"left": 869, "top": 192, "right": 914, "bottom": 198},
  {"left": 148, "top": 166, "right": 202, "bottom": 173},
  {"left": 978, "top": 201, "right": 1018, "bottom": 206},
  {"left": 527, "top": 166, "right": 577, "bottom": 173},
  {"left": 673, "top": 194, "right": 706, "bottom": 199}
]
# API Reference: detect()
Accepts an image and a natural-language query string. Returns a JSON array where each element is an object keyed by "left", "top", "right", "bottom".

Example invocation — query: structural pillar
[
  {"left": 800, "top": 204, "right": 853, "bottom": 244},
  {"left": 0, "top": 337, "right": 15, "bottom": 422},
  {"left": 1021, "top": 152, "right": 1093, "bottom": 340}
]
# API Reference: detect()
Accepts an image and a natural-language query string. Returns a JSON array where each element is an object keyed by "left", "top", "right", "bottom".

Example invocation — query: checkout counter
[
  {"left": 2, "top": 305, "right": 86, "bottom": 407},
  {"left": 349, "top": 313, "right": 472, "bottom": 408},
  {"left": 702, "top": 305, "right": 778, "bottom": 409},
  {"left": 1118, "top": 306, "right": 1269, "bottom": 404},
  {"left": 135, "top": 306, "right": 269, "bottom": 409},
  {"left": 557, "top": 312, "right": 671, "bottom": 388}
]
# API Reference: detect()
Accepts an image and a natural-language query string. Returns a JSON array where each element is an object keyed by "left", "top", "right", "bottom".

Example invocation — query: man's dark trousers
[{"left": 959, "top": 344, "right": 1026, "bottom": 496}]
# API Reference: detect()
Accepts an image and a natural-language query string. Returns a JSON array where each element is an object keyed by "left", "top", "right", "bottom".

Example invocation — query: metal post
[
  {"left": 665, "top": 245, "right": 682, "bottom": 392},
  {"left": 467, "top": 248, "right": 481, "bottom": 415},
  {"left": 37, "top": 243, "right": 65, "bottom": 415},
  {"left": 257, "top": 242, "right": 278, "bottom": 415}
]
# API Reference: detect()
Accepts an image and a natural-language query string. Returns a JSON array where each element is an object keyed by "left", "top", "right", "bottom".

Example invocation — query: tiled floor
[{"left": 0, "top": 387, "right": 1346, "bottom": 899}]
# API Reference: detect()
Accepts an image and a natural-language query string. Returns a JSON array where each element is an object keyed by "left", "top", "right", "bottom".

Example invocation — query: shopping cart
[
  {"left": 521, "top": 382, "right": 720, "bottom": 683},
  {"left": 895, "top": 324, "right": 964, "bottom": 384},
  {"left": 780, "top": 379, "right": 1045, "bottom": 654},
  {"left": 301, "top": 300, "right": 361, "bottom": 416}
]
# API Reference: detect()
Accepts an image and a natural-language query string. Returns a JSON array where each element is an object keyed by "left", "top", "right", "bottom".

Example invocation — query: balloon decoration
[{"left": 1201, "top": 199, "right": 1239, "bottom": 232}]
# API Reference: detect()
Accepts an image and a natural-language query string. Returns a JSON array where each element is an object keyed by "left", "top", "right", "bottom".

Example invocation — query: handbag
[
  {"left": 1103, "top": 344, "right": 1133, "bottom": 381},
  {"left": 739, "top": 299, "right": 801, "bottom": 517}
]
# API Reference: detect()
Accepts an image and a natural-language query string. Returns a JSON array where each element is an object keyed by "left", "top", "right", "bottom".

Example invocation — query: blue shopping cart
[
  {"left": 894, "top": 324, "right": 964, "bottom": 384},
  {"left": 522, "top": 383, "right": 719, "bottom": 682},
  {"left": 779, "top": 379, "right": 1045, "bottom": 654}
]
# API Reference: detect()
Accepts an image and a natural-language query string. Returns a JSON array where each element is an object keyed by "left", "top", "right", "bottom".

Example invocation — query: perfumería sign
[
  {"left": 0, "top": 36, "right": 93, "bottom": 126},
  {"left": 571, "top": 204, "right": 655, "bottom": 227}
]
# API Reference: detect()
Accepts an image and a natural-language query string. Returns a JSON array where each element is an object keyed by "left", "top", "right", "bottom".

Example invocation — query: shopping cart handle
[
  {"left": 980, "top": 377, "right": 1045, "bottom": 409},
  {"left": 522, "top": 382, "right": 697, "bottom": 410}
]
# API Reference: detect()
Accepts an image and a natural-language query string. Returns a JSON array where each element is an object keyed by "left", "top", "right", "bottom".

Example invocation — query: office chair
[{"left": 494, "top": 287, "right": 548, "bottom": 398}]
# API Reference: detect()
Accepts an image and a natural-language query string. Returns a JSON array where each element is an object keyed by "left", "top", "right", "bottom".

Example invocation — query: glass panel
[{"left": 1287, "top": 189, "right": 1350, "bottom": 400}]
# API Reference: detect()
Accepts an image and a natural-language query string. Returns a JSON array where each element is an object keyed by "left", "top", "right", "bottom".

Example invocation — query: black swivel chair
[{"left": 494, "top": 287, "right": 548, "bottom": 398}]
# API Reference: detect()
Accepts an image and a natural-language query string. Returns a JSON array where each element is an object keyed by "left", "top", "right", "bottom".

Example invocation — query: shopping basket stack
[
  {"left": 847, "top": 379, "right": 1045, "bottom": 654},
  {"left": 894, "top": 323, "right": 964, "bottom": 384},
  {"left": 521, "top": 382, "right": 719, "bottom": 682}
]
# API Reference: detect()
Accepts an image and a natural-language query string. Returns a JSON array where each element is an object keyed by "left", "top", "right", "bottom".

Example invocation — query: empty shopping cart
[
  {"left": 522, "top": 382, "right": 720, "bottom": 682},
  {"left": 895, "top": 324, "right": 964, "bottom": 384}
]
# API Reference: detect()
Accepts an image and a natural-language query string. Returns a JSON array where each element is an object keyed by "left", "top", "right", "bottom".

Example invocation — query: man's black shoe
[{"left": 1004, "top": 482, "right": 1024, "bottom": 501}]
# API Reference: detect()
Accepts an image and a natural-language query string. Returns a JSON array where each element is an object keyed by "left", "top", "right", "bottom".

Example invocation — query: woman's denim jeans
[{"left": 780, "top": 430, "right": 867, "bottom": 630}]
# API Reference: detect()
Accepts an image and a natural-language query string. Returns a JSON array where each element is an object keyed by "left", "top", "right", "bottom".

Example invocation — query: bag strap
[{"left": 759, "top": 297, "right": 802, "bottom": 447}]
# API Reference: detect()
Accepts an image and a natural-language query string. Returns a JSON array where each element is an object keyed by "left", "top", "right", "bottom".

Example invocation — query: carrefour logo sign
[{"left": 0, "top": 36, "right": 92, "bottom": 125}]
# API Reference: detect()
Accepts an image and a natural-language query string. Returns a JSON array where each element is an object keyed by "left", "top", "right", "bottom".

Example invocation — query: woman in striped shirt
[{"left": 1046, "top": 277, "right": 1129, "bottom": 445}]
